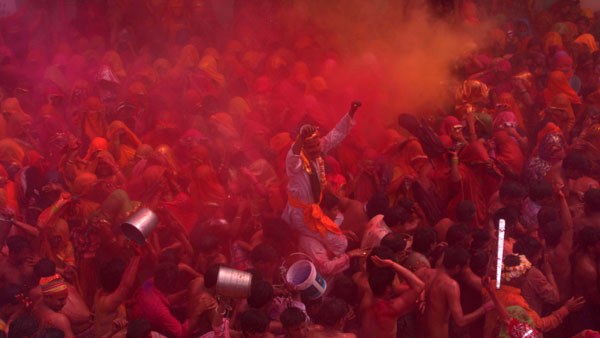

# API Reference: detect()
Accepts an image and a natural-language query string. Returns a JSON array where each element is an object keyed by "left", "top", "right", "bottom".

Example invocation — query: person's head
[
  {"left": 446, "top": 223, "right": 471, "bottom": 249},
  {"left": 204, "top": 264, "right": 221, "bottom": 290},
  {"left": 513, "top": 237, "right": 543, "bottom": 266},
  {"left": 247, "top": 280, "right": 273, "bottom": 309},
  {"left": 537, "top": 206, "right": 558, "bottom": 228},
  {"left": 470, "top": 228, "right": 491, "bottom": 252},
  {"left": 412, "top": 226, "right": 437, "bottom": 254},
  {"left": 456, "top": 200, "right": 477, "bottom": 224},
  {"left": 99, "top": 258, "right": 127, "bottom": 293},
  {"left": 240, "top": 309, "right": 269, "bottom": 338},
  {"left": 366, "top": 246, "right": 396, "bottom": 272},
  {"left": 280, "top": 307, "right": 308, "bottom": 338},
  {"left": 528, "top": 180, "right": 553, "bottom": 205},
  {"left": 250, "top": 244, "right": 279, "bottom": 280},
  {"left": 368, "top": 267, "right": 395, "bottom": 298},
  {"left": 126, "top": 318, "right": 152, "bottom": 338},
  {"left": 539, "top": 220, "right": 562, "bottom": 248},
  {"left": 154, "top": 263, "right": 179, "bottom": 294},
  {"left": 320, "top": 192, "right": 340, "bottom": 221},
  {"left": 6, "top": 236, "right": 30, "bottom": 264},
  {"left": 584, "top": 188, "right": 600, "bottom": 215},
  {"left": 499, "top": 181, "right": 527, "bottom": 208},
  {"left": 302, "top": 125, "right": 321, "bottom": 161},
  {"left": 315, "top": 298, "right": 350, "bottom": 330},
  {"left": 40, "top": 274, "right": 68, "bottom": 312},
  {"left": 197, "top": 234, "right": 221, "bottom": 257},
  {"left": 577, "top": 226, "right": 600, "bottom": 255},
  {"left": 330, "top": 275, "right": 358, "bottom": 306},
  {"left": 502, "top": 254, "right": 531, "bottom": 287},
  {"left": 380, "top": 232, "right": 407, "bottom": 259},
  {"left": 0, "top": 284, "right": 23, "bottom": 317},
  {"left": 562, "top": 152, "right": 590, "bottom": 180},
  {"left": 493, "top": 207, "right": 521, "bottom": 239},
  {"left": 33, "top": 258, "right": 56, "bottom": 281},
  {"left": 34, "top": 328, "right": 64, "bottom": 338},
  {"left": 366, "top": 193, "right": 390, "bottom": 220},
  {"left": 383, "top": 206, "right": 410, "bottom": 229},
  {"left": 442, "top": 247, "right": 470, "bottom": 277},
  {"left": 8, "top": 316, "right": 38, "bottom": 338},
  {"left": 469, "top": 250, "right": 489, "bottom": 277}
]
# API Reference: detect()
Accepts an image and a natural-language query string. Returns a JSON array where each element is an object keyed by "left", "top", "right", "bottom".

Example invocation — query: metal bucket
[
  {"left": 216, "top": 266, "right": 252, "bottom": 298},
  {"left": 121, "top": 208, "right": 159, "bottom": 245}
]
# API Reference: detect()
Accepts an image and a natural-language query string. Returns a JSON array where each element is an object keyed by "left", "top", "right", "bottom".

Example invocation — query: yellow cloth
[{"left": 287, "top": 192, "right": 342, "bottom": 237}]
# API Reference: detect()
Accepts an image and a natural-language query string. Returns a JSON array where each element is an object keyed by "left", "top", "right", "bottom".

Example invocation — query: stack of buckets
[{"left": 286, "top": 259, "right": 327, "bottom": 300}]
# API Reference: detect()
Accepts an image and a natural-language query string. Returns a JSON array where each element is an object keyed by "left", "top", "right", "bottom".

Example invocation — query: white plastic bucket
[{"left": 286, "top": 260, "right": 326, "bottom": 300}]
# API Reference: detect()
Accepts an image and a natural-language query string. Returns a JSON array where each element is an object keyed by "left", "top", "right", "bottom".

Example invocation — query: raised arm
[
  {"left": 555, "top": 183, "right": 573, "bottom": 255},
  {"left": 105, "top": 254, "right": 141, "bottom": 309},
  {"left": 320, "top": 101, "right": 360, "bottom": 154}
]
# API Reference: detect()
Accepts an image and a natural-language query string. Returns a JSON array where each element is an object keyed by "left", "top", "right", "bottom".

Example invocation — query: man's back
[
  {"left": 421, "top": 269, "right": 454, "bottom": 338},
  {"left": 359, "top": 292, "right": 399, "bottom": 338}
]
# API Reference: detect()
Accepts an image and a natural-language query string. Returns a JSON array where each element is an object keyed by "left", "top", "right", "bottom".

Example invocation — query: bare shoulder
[{"left": 574, "top": 254, "right": 597, "bottom": 277}]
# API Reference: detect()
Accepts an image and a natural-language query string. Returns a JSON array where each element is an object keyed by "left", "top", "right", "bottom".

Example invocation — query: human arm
[
  {"left": 320, "top": 101, "right": 360, "bottom": 154},
  {"left": 481, "top": 277, "right": 511, "bottom": 325},
  {"left": 555, "top": 182, "right": 574, "bottom": 256},
  {"left": 298, "top": 237, "right": 350, "bottom": 276},
  {"left": 37, "top": 192, "right": 71, "bottom": 229},
  {"left": 11, "top": 220, "right": 40, "bottom": 237},
  {"left": 447, "top": 279, "right": 493, "bottom": 327},
  {"left": 53, "top": 314, "right": 77, "bottom": 338},
  {"left": 104, "top": 254, "right": 141, "bottom": 309},
  {"left": 533, "top": 297, "right": 584, "bottom": 332},
  {"left": 538, "top": 257, "right": 560, "bottom": 305}
]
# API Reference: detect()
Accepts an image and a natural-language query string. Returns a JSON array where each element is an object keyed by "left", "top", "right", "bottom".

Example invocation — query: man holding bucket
[{"left": 282, "top": 101, "right": 362, "bottom": 268}]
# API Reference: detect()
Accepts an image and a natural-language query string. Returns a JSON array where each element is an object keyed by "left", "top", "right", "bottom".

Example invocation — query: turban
[{"left": 40, "top": 274, "right": 67, "bottom": 295}]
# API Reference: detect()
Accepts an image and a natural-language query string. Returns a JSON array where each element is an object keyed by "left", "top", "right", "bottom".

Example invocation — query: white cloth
[
  {"left": 282, "top": 113, "right": 355, "bottom": 256},
  {"left": 361, "top": 214, "right": 391, "bottom": 249},
  {"left": 298, "top": 235, "right": 350, "bottom": 277}
]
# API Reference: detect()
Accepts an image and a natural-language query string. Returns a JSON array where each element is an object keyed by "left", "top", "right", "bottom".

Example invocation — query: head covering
[
  {"left": 84, "top": 137, "right": 108, "bottom": 161},
  {"left": 102, "top": 50, "right": 126, "bottom": 78},
  {"left": 229, "top": 97, "right": 250, "bottom": 121},
  {"left": 40, "top": 274, "right": 67, "bottom": 295},
  {"left": 574, "top": 33, "right": 599, "bottom": 52},
  {"left": 460, "top": 1, "right": 480, "bottom": 27},
  {"left": 543, "top": 32, "right": 564, "bottom": 54},
  {"left": 493, "top": 111, "right": 518, "bottom": 131},
  {"left": 73, "top": 173, "right": 98, "bottom": 196},
  {"left": 440, "top": 116, "right": 462, "bottom": 136},
  {"left": 544, "top": 71, "right": 581, "bottom": 105},
  {"left": 497, "top": 93, "right": 525, "bottom": 128},
  {"left": 199, "top": 55, "right": 225, "bottom": 87}
]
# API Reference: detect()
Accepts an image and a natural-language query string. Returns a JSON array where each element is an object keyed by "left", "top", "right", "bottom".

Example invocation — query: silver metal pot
[
  {"left": 120, "top": 207, "right": 158, "bottom": 245},
  {"left": 216, "top": 266, "right": 252, "bottom": 298}
]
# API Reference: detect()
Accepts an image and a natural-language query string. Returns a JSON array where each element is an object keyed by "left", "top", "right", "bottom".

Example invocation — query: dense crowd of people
[{"left": 1, "top": 0, "right": 600, "bottom": 337}]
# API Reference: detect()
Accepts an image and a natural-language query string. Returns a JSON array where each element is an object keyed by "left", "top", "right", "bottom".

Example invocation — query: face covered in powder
[{"left": 303, "top": 133, "right": 322, "bottom": 161}]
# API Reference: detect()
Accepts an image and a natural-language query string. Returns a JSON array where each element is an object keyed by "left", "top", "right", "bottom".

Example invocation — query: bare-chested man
[
  {"left": 358, "top": 255, "right": 424, "bottom": 338},
  {"left": 417, "top": 247, "right": 493, "bottom": 338},
  {"left": 574, "top": 188, "right": 600, "bottom": 231},
  {"left": 0, "top": 235, "right": 38, "bottom": 290},
  {"left": 32, "top": 274, "right": 75, "bottom": 338},
  {"left": 309, "top": 298, "right": 355, "bottom": 338}
]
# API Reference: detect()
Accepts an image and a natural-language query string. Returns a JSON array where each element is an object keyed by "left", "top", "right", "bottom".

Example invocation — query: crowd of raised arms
[{"left": 3, "top": 0, "right": 600, "bottom": 338}]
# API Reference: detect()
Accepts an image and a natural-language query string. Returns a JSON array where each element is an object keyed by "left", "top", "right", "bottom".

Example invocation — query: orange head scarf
[
  {"left": 81, "top": 97, "right": 106, "bottom": 141},
  {"left": 102, "top": 50, "right": 126, "bottom": 78},
  {"left": 0, "top": 138, "right": 24, "bottom": 166},
  {"left": 84, "top": 137, "right": 108, "bottom": 161},
  {"left": 543, "top": 71, "right": 581, "bottom": 105},
  {"left": 543, "top": 32, "right": 564, "bottom": 54},
  {"left": 497, "top": 93, "right": 525, "bottom": 129},
  {"left": 228, "top": 97, "right": 251, "bottom": 121},
  {"left": 574, "top": 33, "right": 599, "bottom": 52},
  {"left": 199, "top": 55, "right": 225, "bottom": 87}
]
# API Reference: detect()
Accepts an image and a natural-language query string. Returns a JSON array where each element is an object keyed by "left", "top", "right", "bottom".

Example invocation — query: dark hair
[
  {"left": 250, "top": 244, "right": 278, "bottom": 264},
  {"left": 34, "top": 328, "right": 64, "bottom": 338},
  {"left": 537, "top": 206, "right": 558, "bottom": 227},
  {"left": 456, "top": 200, "right": 477, "bottom": 222},
  {"left": 366, "top": 246, "right": 396, "bottom": 272},
  {"left": 366, "top": 193, "right": 390, "bottom": 219},
  {"left": 383, "top": 207, "right": 410, "bottom": 228},
  {"left": 247, "top": 280, "right": 273, "bottom": 309},
  {"left": 469, "top": 250, "right": 489, "bottom": 276},
  {"left": 280, "top": 307, "right": 306, "bottom": 328},
  {"left": 446, "top": 223, "right": 470, "bottom": 247},
  {"left": 562, "top": 152, "right": 590, "bottom": 176},
  {"left": 528, "top": 180, "right": 553, "bottom": 202},
  {"left": 204, "top": 264, "right": 221, "bottom": 288},
  {"left": 154, "top": 263, "right": 179, "bottom": 293},
  {"left": 539, "top": 220, "right": 562, "bottom": 248},
  {"left": 381, "top": 233, "right": 407, "bottom": 253},
  {"left": 504, "top": 254, "right": 521, "bottom": 268},
  {"left": 499, "top": 181, "right": 527, "bottom": 201},
  {"left": 513, "top": 237, "right": 542, "bottom": 262},
  {"left": 6, "top": 236, "right": 29, "bottom": 255},
  {"left": 99, "top": 258, "right": 127, "bottom": 293},
  {"left": 368, "top": 267, "right": 395, "bottom": 297},
  {"left": 126, "top": 318, "right": 151, "bottom": 338},
  {"left": 584, "top": 189, "right": 600, "bottom": 214},
  {"left": 412, "top": 226, "right": 437, "bottom": 254},
  {"left": 316, "top": 298, "right": 349, "bottom": 327},
  {"left": 33, "top": 259, "right": 56, "bottom": 279},
  {"left": 197, "top": 234, "right": 220, "bottom": 253},
  {"left": 240, "top": 309, "right": 269, "bottom": 334},
  {"left": 577, "top": 226, "right": 600, "bottom": 249},
  {"left": 330, "top": 275, "right": 357, "bottom": 305},
  {"left": 8, "top": 316, "right": 38, "bottom": 338},
  {"left": 442, "top": 247, "right": 470, "bottom": 269},
  {"left": 471, "top": 229, "right": 491, "bottom": 251},
  {"left": 493, "top": 207, "right": 519, "bottom": 236},
  {"left": 320, "top": 192, "right": 340, "bottom": 210}
]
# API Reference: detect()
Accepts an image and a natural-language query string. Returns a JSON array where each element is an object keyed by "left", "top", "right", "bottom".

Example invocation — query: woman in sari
[
  {"left": 86, "top": 151, "right": 125, "bottom": 202},
  {"left": 493, "top": 111, "right": 526, "bottom": 178},
  {"left": 106, "top": 120, "right": 141, "bottom": 169},
  {"left": 540, "top": 93, "right": 576, "bottom": 135},
  {"left": 78, "top": 97, "right": 107, "bottom": 145},
  {"left": 543, "top": 71, "right": 581, "bottom": 106},
  {"left": 40, "top": 218, "right": 75, "bottom": 271},
  {"left": 524, "top": 133, "right": 567, "bottom": 182},
  {"left": 190, "top": 164, "right": 227, "bottom": 219}
]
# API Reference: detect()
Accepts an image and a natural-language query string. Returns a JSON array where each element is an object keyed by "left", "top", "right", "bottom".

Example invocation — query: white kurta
[{"left": 282, "top": 113, "right": 355, "bottom": 256}]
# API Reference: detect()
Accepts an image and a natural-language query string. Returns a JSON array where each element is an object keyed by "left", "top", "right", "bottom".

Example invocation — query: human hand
[
  {"left": 112, "top": 318, "right": 128, "bottom": 333},
  {"left": 347, "top": 248, "right": 368, "bottom": 259},
  {"left": 552, "top": 180, "right": 565, "bottom": 199},
  {"left": 299, "top": 124, "right": 318, "bottom": 139},
  {"left": 349, "top": 100, "right": 362, "bottom": 117},
  {"left": 343, "top": 230, "right": 359, "bottom": 242},
  {"left": 564, "top": 296, "right": 586, "bottom": 313},
  {"left": 370, "top": 255, "right": 395, "bottom": 267},
  {"left": 481, "top": 276, "right": 492, "bottom": 290},
  {"left": 482, "top": 301, "right": 495, "bottom": 312}
]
